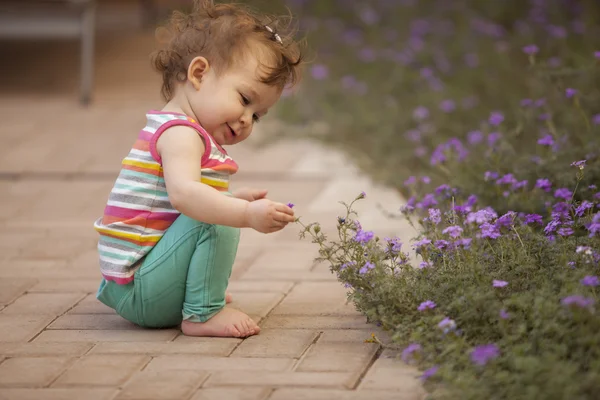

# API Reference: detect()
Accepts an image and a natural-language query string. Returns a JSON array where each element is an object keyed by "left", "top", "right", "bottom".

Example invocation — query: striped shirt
[{"left": 94, "top": 111, "right": 239, "bottom": 284}]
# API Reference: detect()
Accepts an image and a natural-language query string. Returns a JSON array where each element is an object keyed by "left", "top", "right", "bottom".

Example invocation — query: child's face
[{"left": 186, "top": 54, "right": 282, "bottom": 146}]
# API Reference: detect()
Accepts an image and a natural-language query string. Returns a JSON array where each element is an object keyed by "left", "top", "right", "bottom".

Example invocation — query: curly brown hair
[{"left": 151, "top": 0, "right": 304, "bottom": 101}]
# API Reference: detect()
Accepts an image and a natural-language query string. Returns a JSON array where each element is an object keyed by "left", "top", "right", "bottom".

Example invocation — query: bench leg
[{"left": 80, "top": 0, "right": 96, "bottom": 106}]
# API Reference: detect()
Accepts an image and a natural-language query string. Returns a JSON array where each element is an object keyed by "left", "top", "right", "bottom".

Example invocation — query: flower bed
[{"left": 268, "top": 0, "right": 600, "bottom": 397}]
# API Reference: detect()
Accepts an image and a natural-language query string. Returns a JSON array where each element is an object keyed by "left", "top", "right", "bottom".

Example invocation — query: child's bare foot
[
  {"left": 225, "top": 292, "right": 233, "bottom": 304},
  {"left": 181, "top": 307, "right": 260, "bottom": 338}
]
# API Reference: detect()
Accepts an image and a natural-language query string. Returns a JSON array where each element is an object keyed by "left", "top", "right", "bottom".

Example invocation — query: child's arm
[{"left": 156, "top": 126, "right": 294, "bottom": 232}]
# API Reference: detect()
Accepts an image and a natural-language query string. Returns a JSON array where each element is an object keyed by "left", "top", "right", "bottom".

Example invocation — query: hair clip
[{"left": 265, "top": 25, "right": 282, "bottom": 44}]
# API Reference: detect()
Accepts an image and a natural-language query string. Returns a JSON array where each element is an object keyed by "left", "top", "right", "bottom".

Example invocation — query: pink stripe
[
  {"left": 104, "top": 206, "right": 178, "bottom": 221},
  {"left": 149, "top": 119, "right": 212, "bottom": 165},
  {"left": 138, "top": 129, "right": 153, "bottom": 142},
  {"left": 102, "top": 273, "right": 134, "bottom": 285}
]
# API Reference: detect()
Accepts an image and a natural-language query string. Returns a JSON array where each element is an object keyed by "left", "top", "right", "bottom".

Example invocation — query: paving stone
[
  {"left": 296, "top": 340, "right": 379, "bottom": 374},
  {"left": 246, "top": 246, "right": 319, "bottom": 271},
  {"left": 270, "top": 283, "right": 356, "bottom": 316},
  {"left": 260, "top": 316, "right": 371, "bottom": 330},
  {"left": 53, "top": 354, "right": 150, "bottom": 387},
  {"left": 0, "top": 292, "right": 84, "bottom": 316},
  {"left": 231, "top": 329, "right": 317, "bottom": 358},
  {"left": 238, "top": 267, "right": 337, "bottom": 281},
  {"left": 0, "top": 260, "right": 64, "bottom": 279},
  {"left": 0, "top": 357, "right": 73, "bottom": 387},
  {"left": 90, "top": 341, "right": 237, "bottom": 357},
  {"left": 67, "top": 294, "right": 116, "bottom": 314},
  {"left": 0, "top": 278, "right": 37, "bottom": 305},
  {"left": 0, "top": 342, "right": 93, "bottom": 357},
  {"left": 359, "top": 350, "right": 425, "bottom": 395},
  {"left": 49, "top": 314, "right": 142, "bottom": 330},
  {"left": 117, "top": 370, "right": 208, "bottom": 400},
  {"left": 228, "top": 292, "right": 284, "bottom": 317},
  {"left": 0, "top": 315, "right": 54, "bottom": 342},
  {"left": 29, "top": 279, "right": 100, "bottom": 293},
  {"left": 0, "top": 388, "right": 117, "bottom": 400},
  {"left": 16, "top": 238, "right": 93, "bottom": 261},
  {"left": 226, "top": 281, "right": 294, "bottom": 293},
  {"left": 145, "top": 355, "right": 294, "bottom": 372},
  {"left": 34, "top": 329, "right": 179, "bottom": 343},
  {"left": 190, "top": 388, "right": 272, "bottom": 400},
  {"left": 204, "top": 371, "right": 355, "bottom": 389},
  {"left": 172, "top": 334, "right": 242, "bottom": 345},
  {"left": 269, "top": 389, "right": 420, "bottom": 400}
]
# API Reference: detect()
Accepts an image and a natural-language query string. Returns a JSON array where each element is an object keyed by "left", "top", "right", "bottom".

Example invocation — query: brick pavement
[{"left": 0, "top": 32, "right": 423, "bottom": 400}]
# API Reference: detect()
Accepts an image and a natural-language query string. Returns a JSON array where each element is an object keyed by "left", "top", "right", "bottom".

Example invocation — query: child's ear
[{"left": 187, "top": 56, "right": 210, "bottom": 90}]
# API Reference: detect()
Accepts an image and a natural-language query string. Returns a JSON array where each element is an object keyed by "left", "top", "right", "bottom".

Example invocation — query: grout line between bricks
[
  {"left": 27, "top": 292, "right": 88, "bottom": 342},
  {"left": 291, "top": 331, "right": 322, "bottom": 372},
  {"left": 350, "top": 343, "right": 384, "bottom": 390}
]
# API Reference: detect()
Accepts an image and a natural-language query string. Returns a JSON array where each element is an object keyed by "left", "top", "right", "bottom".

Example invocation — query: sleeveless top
[{"left": 93, "top": 111, "right": 239, "bottom": 284}]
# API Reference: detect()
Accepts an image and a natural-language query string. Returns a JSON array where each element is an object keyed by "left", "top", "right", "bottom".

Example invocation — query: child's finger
[
  {"left": 275, "top": 202, "right": 295, "bottom": 215},
  {"left": 274, "top": 211, "right": 296, "bottom": 223}
]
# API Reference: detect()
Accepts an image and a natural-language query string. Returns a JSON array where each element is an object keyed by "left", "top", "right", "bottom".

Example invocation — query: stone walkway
[{"left": 0, "top": 32, "right": 423, "bottom": 400}]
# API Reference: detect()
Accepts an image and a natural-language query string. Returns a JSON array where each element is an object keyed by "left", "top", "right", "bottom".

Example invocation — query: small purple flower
[
  {"left": 354, "top": 230, "right": 374, "bottom": 244},
  {"left": 595, "top": 51, "right": 600, "bottom": 59},
  {"left": 593, "top": 114, "right": 600, "bottom": 125},
  {"left": 404, "top": 176, "right": 417, "bottom": 186},
  {"left": 443, "top": 225, "right": 463, "bottom": 238},
  {"left": 455, "top": 238, "right": 472, "bottom": 249},
  {"left": 499, "top": 309, "right": 510, "bottom": 319},
  {"left": 467, "top": 130, "right": 483, "bottom": 145},
  {"left": 339, "top": 261, "right": 356, "bottom": 270},
  {"left": 544, "top": 219, "right": 560, "bottom": 235},
  {"left": 480, "top": 223, "right": 501, "bottom": 239},
  {"left": 413, "top": 106, "right": 429, "bottom": 120},
  {"left": 484, "top": 171, "right": 499, "bottom": 181},
  {"left": 418, "top": 261, "right": 432, "bottom": 269},
  {"left": 467, "top": 209, "right": 497, "bottom": 224},
  {"left": 471, "top": 344, "right": 500, "bottom": 366},
  {"left": 359, "top": 262, "right": 375, "bottom": 274},
  {"left": 428, "top": 208, "right": 442, "bottom": 225},
  {"left": 524, "top": 214, "right": 543, "bottom": 225},
  {"left": 523, "top": 44, "right": 539, "bottom": 55},
  {"left": 438, "top": 317, "right": 456, "bottom": 333},
  {"left": 568, "top": 261, "right": 576, "bottom": 268},
  {"left": 520, "top": 98, "right": 533, "bottom": 107},
  {"left": 358, "top": 191, "right": 366, "bottom": 199},
  {"left": 561, "top": 295, "right": 595, "bottom": 308},
  {"left": 554, "top": 188, "right": 572, "bottom": 200},
  {"left": 435, "top": 240, "right": 450, "bottom": 250},
  {"left": 418, "top": 300, "right": 436, "bottom": 311},
  {"left": 413, "top": 238, "right": 432, "bottom": 248},
  {"left": 587, "top": 213, "right": 600, "bottom": 237},
  {"left": 287, "top": 202, "right": 295, "bottom": 209},
  {"left": 420, "top": 366, "right": 439, "bottom": 381},
  {"left": 558, "top": 227, "right": 574, "bottom": 237},
  {"left": 401, "top": 343, "right": 422, "bottom": 362},
  {"left": 439, "top": 99, "right": 456, "bottom": 113},
  {"left": 581, "top": 276, "right": 599, "bottom": 287},
  {"left": 493, "top": 280, "right": 508, "bottom": 288},
  {"left": 571, "top": 160, "right": 586, "bottom": 169},
  {"left": 535, "top": 178, "right": 552, "bottom": 192},
  {"left": 565, "top": 88, "right": 578, "bottom": 98},
  {"left": 496, "top": 173, "right": 517, "bottom": 186},
  {"left": 422, "top": 176, "right": 431, "bottom": 184},
  {"left": 310, "top": 64, "right": 329, "bottom": 80},
  {"left": 489, "top": 111, "right": 504, "bottom": 126},
  {"left": 538, "top": 134, "right": 554, "bottom": 146}
]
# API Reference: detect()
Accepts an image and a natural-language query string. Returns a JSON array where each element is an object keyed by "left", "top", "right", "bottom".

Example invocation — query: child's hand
[
  {"left": 233, "top": 187, "right": 268, "bottom": 202},
  {"left": 245, "top": 199, "right": 295, "bottom": 233}
]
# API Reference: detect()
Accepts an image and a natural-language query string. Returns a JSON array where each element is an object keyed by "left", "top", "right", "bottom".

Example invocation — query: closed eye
[{"left": 240, "top": 94, "right": 250, "bottom": 105}]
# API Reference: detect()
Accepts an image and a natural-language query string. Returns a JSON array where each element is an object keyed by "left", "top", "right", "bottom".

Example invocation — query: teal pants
[{"left": 96, "top": 214, "right": 240, "bottom": 328}]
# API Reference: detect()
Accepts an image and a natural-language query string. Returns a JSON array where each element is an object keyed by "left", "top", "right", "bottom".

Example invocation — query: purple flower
[
  {"left": 493, "top": 280, "right": 508, "bottom": 288},
  {"left": 499, "top": 309, "right": 510, "bottom": 319},
  {"left": 359, "top": 262, "right": 375, "bottom": 274},
  {"left": 535, "top": 178, "right": 552, "bottom": 192},
  {"left": 484, "top": 171, "right": 499, "bottom": 181},
  {"left": 581, "top": 276, "right": 599, "bottom": 287},
  {"left": 310, "top": 64, "right": 329, "bottom": 80},
  {"left": 404, "top": 176, "right": 417, "bottom": 186},
  {"left": 480, "top": 223, "right": 501, "bottom": 239},
  {"left": 401, "top": 343, "right": 422, "bottom": 362},
  {"left": 420, "top": 366, "right": 439, "bottom": 381},
  {"left": 422, "top": 176, "right": 431, "bottom": 184},
  {"left": 496, "top": 173, "right": 517, "bottom": 186},
  {"left": 287, "top": 202, "right": 295, "bottom": 209},
  {"left": 558, "top": 227, "right": 574, "bottom": 237},
  {"left": 418, "top": 261, "right": 432, "bottom": 269},
  {"left": 496, "top": 212, "right": 516, "bottom": 227},
  {"left": 571, "top": 160, "right": 586, "bottom": 169},
  {"left": 471, "top": 344, "right": 500, "bottom": 366},
  {"left": 435, "top": 240, "right": 450, "bottom": 250},
  {"left": 418, "top": 300, "right": 436, "bottom": 311},
  {"left": 340, "top": 261, "right": 356, "bottom": 270},
  {"left": 413, "top": 238, "right": 432, "bottom": 248},
  {"left": 522, "top": 44, "right": 539, "bottom": 55},
  {"left": 595, "top": 51, "right": 600, "bottom": 59},
  {"left": 358, "top": 191, "right": 366, "bottom": 199},
  {"left": 358, "top": 7, "right": 379, "bottom": 25},
  {"left": 438, "top": 317, "right": 456, "bottom": 333},
  {"left": 565, "top": 88, "right": 578, "bottom": 98},
  {"left": 467, "top": 130, "right": 484, "bottom": 145},
  {"left": 593, "top": 114, "right": 600, "bottom": 125},
  {"left": 455, "top": 238, "right": 472, "bottom": 249},
  {"left": 538, "top": 134, "right": 554, "bottom": 146},
  {"left": 467, "top": 209, "right": 497, "bottom": 224},
  {"left": 428, "top": 208, "right": 442, "bottom": 225},
  {"left": 489, "top": 111, "right": 504, "bottom": 126},
  {"left": 561, "top": 295, "right": 595, "bottom": 308},
  {"left": 413, "top": 106, "right": 429, "bottom": 120},
  {"left": 554, "top": 188, "right": 572, "bottom": 200},
  {"left": 439, "top": 99, "right": 456, "bottom": 113},
  {"left": 544, "top": 219, "right": 560, "bottom": 235},
  {"left": 524, "top": 214, "right": 543, "bottom": 225},
  {"left": 443, "top": 225, "right": 463, "bottom": 238},
  {"left": 568, "top": 261, "right": 576, "bottom": 268},
  {"left": 354, "top": 230, "right": 374, "bottom": 244},
  {"left": 520, "top": 98, "right": 533, "bottom": 107},
  {"left": 587, "top": 213, "right": 600, "bottom": 237}
]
